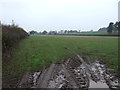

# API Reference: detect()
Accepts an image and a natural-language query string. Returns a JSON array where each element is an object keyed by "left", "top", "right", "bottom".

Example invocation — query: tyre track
[{"left": 17, "top": 54, "right": 120, "bottom": 89}]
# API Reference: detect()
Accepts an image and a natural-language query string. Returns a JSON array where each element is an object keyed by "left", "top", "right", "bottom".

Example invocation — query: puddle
[
  {"left": 48, "top": 70, "right": 67, "bottom": 88},
  {"left": 89, "top": 79, "right": 109, "bottom": 88},
  {"left": 17, "top": 55, "right": 120, "bottom": 89},
  {"left": 32, "top": 71, "right": 41, "bottom": 86}
]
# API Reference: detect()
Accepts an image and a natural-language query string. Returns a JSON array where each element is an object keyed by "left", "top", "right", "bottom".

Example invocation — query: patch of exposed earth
[{"left": 17, "top": 55, "right": 120, "bottom": 89}]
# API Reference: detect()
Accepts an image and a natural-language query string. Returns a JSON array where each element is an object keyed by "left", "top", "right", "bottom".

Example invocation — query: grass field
[{"left": 3, "top": 35, "right": 119, "bottom": 86}]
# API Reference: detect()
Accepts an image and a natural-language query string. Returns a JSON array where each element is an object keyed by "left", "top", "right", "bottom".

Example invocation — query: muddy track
[{"left": 17, "top": 55, "right": 120, "bottom": 89}]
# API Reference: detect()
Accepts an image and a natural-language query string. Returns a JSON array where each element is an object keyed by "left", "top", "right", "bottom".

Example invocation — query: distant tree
[
  {"left": 90, "top": 30, "right": 93, "bottom": 32},
  {"left": 64, "top": 30, "right": 68, "bottom": 34},
  {"left": 113, "top": 22, "right": 119, "bottom": 33},
  {"left": 118, "top": 21, "right": 120, "bottom": 34},
  {"left": 11, "top": 20, "right": 15, "bottom": 27},
  {"left": 11, "top": 20, "right": 19, "bottom": 28},
  {"left": 98, "top": 27, "right": 107, "bottom": 32},
  {"left": 48, "top": 31, "right": 57, "bottom": 35},
  {"left": 107, "top": 22, "right": 114, "bottom": 34},
  {"left": 42, "top": 30, "right": 47, "bottom": 35},
  {"left": 39, "top": 32, "right": 42, "bottom": 35},
  {"left": 29, "top": 31, "right": 38, "bottom": 35}
]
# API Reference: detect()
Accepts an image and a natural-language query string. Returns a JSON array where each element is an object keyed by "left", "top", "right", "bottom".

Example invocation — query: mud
[{"left": 17, "top": 55, "right": 120, "bottom": 89}]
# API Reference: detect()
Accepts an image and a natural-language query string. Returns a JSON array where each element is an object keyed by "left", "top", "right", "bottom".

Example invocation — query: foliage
[
  {"left": 118, "top": 21, "right": 120, "bottom": 33},
  {"left": 48, "top": 31, "right": 57, "bottom": 35},
  {"left": 42, "top": 30, "right": 47, "bottom": 34},
  {"left": 114, "top": 22, "right": 118, "bottom": 30},
  {"left": 107, "top": 22, "right": 114, "bottom": 34},
  {"left": 29, "top": 30, "right": 38, "bottom": 35},
  {"left": 2, "top": 24, "right": 29, "bottom": 52}
]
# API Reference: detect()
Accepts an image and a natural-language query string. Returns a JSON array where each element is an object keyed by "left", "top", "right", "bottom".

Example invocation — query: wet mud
[{"left": 17, "top": 55, "right": 120, "bottom": 89}]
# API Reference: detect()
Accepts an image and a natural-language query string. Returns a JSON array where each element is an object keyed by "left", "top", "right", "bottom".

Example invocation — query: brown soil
[{"left": 14, "top": 55, "right": 120, "bottom": 89}]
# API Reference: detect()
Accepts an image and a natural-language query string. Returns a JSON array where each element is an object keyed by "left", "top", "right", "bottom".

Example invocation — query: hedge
[{"left": 2, "top": 24, "right": 29, "bottom": 52}]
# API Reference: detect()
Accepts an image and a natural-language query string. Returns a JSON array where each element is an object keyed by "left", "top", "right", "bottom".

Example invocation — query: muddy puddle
[{"left": 17, "top": 55, "right": 120, "bottom": 89}]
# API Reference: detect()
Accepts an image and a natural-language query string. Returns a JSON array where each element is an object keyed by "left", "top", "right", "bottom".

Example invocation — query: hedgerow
[{"left": 2, "top": 24, "right": 29, "bottom": 52}]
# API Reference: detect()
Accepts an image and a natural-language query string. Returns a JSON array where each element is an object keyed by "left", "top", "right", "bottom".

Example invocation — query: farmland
[{"left": 3, "top": 35, "right": 119, "bottom": 87}]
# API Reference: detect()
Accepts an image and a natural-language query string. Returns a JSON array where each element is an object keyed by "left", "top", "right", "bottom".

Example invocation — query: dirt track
[{"left": 17, "top": 55, "right": 120, "bottom": 89}]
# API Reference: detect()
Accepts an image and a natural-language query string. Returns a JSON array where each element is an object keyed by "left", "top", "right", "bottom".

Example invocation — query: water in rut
[{"left": 17, "top": 55, "right": 120, "bottom": 89}]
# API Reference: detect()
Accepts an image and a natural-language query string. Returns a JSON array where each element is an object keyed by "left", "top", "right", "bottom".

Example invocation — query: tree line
[
  {"left": 107, "top": 21, "right": 120, "bottom": 34},
  {"left": 29, "top": 30, "right": 81, "bottom": 35},
  {"left": 29, "top": 21, "right": 120, "bottom": 35}
]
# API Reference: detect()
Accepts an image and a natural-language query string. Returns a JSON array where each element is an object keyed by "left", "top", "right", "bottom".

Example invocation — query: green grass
[{"left": 3, "top": 35, "right": 119, "bottom": 85}]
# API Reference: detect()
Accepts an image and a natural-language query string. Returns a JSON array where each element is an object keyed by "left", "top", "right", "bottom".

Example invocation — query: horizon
[{"left": 0, "top": 0, "right": 119, "bottom": 32}]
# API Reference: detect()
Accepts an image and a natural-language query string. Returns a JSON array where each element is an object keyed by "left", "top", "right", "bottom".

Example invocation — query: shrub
[{"left": 2, "top": 24, "right": 29, "bottom": 52}]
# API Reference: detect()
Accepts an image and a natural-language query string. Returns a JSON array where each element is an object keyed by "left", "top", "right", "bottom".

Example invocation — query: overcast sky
[{"left": 0, "top": 0, "right": 119, "bottom": 32}]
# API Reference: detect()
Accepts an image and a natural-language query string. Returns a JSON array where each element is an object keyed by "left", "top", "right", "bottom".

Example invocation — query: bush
[{"left": 2, "top": 24, "right": 29, "bottom": 52}]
